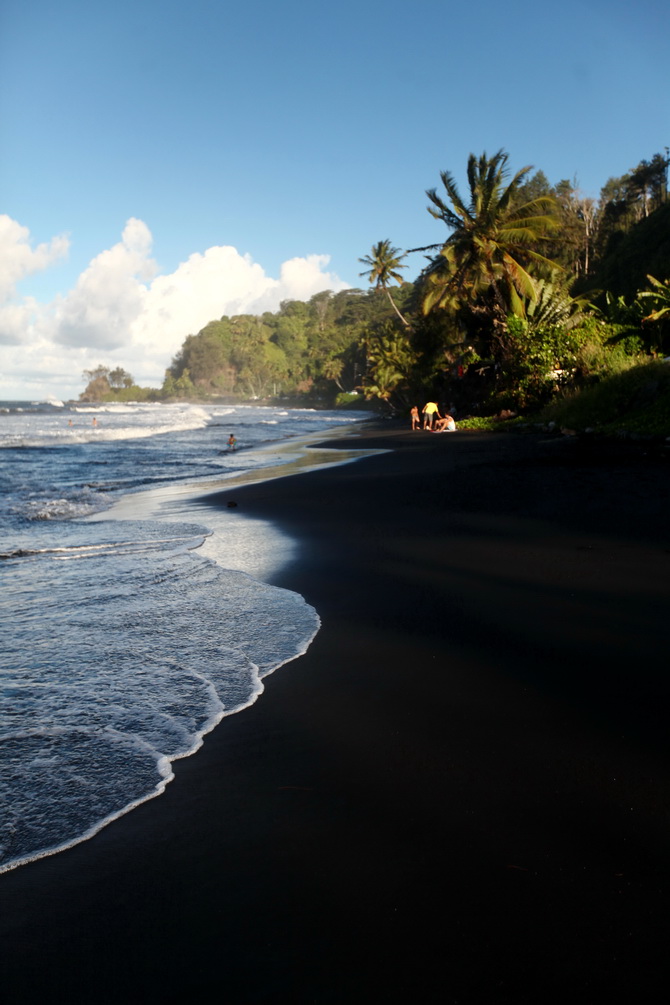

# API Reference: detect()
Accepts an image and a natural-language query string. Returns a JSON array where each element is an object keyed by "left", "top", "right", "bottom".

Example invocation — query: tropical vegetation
[
  {"left": 81, "top": 147, "right": 670, "bottom": 435},
  {"left": 358, "top": 239, "right": 410, "bottom": 326}
]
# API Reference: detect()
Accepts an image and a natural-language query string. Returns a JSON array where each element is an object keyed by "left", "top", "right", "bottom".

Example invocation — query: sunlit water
[{"left": 0, "top": 399, "right": 368, "bottom": 873}]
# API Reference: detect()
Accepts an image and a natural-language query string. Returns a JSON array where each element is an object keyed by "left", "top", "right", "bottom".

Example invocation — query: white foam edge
[
  {"left": 1, "top": 420, "right": 369, "bottom": 874},
  {"left": 1, "top": 531, "right": 209, "bottom": 561},
  {"left": 0, "top": 604, "right": 320, "bottom": 877}
]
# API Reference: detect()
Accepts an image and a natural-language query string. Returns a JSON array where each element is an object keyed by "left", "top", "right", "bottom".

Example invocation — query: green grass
[{"left": 539, "top": 361, "right": 670, "bottom": 438}]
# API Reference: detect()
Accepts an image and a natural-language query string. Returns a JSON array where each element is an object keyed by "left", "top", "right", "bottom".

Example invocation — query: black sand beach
[{"left": 2, "top": 425, "right": 670, "bottom": 1003}]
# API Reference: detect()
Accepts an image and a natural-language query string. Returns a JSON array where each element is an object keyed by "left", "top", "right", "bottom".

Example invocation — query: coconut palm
[
  {"left": 359, "top": 240, "right": 410, "bottom": 326},
  {"left": 419, "top": 150, "right": 561, "bottom": 317}
]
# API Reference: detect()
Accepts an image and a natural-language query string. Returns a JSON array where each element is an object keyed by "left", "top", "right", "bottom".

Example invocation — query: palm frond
[
  {"left": 507, "top": 283, "right": 527, "bottom": 319},
  {"left": 645, "top": 274, "right": 667, "bottom": 291},
  {"left": 497, "top": 216, "right": 561, "bottom": 245},
  {"left": 421, "top": 150, "right": 563, "bottom": 319},
  {"left": 501, "top": 253, "right": 537, "bottom": 301},
  {"left": 497, "top": 164, "right": 533, "bottom": 214}
]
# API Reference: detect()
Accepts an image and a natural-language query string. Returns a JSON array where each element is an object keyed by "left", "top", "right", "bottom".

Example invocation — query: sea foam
[
  {"left": 0, "top": 517, "right": 319, "bottom": 874},
  {"left": 0, "top": 401, "right": 369, "bottom": 875}
]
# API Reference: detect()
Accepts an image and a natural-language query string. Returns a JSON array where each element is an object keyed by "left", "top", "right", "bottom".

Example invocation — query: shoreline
[
  {"left": 2, "top": 419, "right": 361, "bottom": 877},
  {"left": 2, "top": 425, "right": 670, "bottom": 1002},
  {"left": 93, "top": 420, "right": 383, "bottom": 582},
  {"left": 96, "top": 418, "right": 383, "bottom": 524},
  {"left": 0, "top": 416, "right": 374, "bottom": 879}
]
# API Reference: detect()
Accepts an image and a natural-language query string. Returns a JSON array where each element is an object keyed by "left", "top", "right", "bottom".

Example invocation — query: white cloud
[
  {"left": 279, "top": 254, "right": 344, "bottom": 301},
  {"left": 132, "top": 245, "right": 276, "bottom": 358},
  {"left": 0, "top": 216, "right": 69, "bottom": 345},
  {"left": 0, "top": 298, "right": 39, "bottom": 346},
  {"left": 52, "top": 218, "right": 157, "bottom": 350},
  {"left": 0, "top": 216, "right": 70, "bottom": 304},
  {"left": 0, "top": 217, "right": 349, "bottom": 398}
]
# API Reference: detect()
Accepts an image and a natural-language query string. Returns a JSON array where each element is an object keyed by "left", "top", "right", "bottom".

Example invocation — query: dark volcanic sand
[{"left": 2, "top": 425, "right": 670, "bottom": 1004}]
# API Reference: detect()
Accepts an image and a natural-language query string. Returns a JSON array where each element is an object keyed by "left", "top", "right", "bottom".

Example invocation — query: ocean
[{"left": 0, "top": 399, "right": 369, "bottom": 874}]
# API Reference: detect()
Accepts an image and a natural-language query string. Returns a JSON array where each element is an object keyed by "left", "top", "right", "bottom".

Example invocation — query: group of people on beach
[{"left": 410, "top": 402, "right": 456, "bottom": 433}]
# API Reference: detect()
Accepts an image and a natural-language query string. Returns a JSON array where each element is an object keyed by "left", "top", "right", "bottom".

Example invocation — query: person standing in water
[{"left": 227, "top": 434, "right": 237, "bottom": 451}]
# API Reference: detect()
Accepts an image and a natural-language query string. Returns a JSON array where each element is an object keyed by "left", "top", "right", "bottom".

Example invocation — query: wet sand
[{"left": 2, "top": 425, "right": 670, "bottom": 1003}]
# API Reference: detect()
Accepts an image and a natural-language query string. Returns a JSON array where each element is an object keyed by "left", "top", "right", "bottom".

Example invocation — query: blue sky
[{"left": 1, "top": 0, "right": 668, "bottom": 398}]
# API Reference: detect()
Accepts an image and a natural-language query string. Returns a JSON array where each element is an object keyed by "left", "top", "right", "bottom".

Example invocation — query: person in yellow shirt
[{"left": 422, "top": 401, "right": 440, "bottom": 430}]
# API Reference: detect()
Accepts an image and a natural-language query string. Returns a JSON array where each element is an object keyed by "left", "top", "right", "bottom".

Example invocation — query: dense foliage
[
  {"left": 79, "top": 365, "right": 155, "bottom": 402},
  {"left": 82, "top": 148, "right": 670, "bottom": 431},
  {"left": 161, "top": 289, "right": 402, "bottom": 402},
  {"left": 539, "top": 361, "right": 670, "bottom": 438}
]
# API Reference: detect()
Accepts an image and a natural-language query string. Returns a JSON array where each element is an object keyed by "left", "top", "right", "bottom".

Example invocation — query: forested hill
[
  {"left": 162, "top": 285, "right": 414, "bottom": 402},
  {"left": 576, "top": 201, "right": 670, "bottom": 302}
]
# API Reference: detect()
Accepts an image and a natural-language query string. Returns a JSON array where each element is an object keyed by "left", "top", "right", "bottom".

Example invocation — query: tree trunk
[{"left": 385, "top": 289, "right": 410, "bottom": 327}]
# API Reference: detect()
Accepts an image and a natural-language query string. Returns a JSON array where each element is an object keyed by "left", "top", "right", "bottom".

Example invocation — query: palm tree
[
  {"left": 419, "top": 150, "right": 561, "bottom": 318},
  {"left": 359, "top": 240, "right": 410, "bottom": 327}
]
